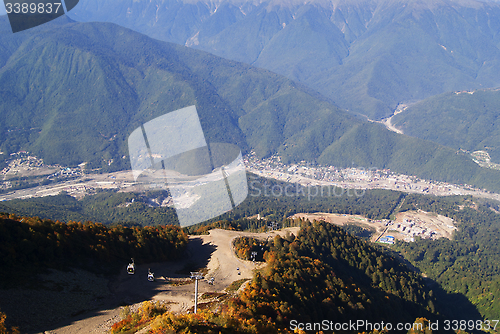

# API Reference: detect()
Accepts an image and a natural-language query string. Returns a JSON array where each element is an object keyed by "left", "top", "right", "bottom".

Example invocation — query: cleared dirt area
[
  {"left": 34, "top": 227, "right": 298, "bottom": 334},
  {"left": 291, "top": 212, "right": 384, "bottom": 239},
  {"left": 291, "top": 212, "right": 374, "bottom": 227},
  {"left": 380, "top": 210, "right": 457, "bottom": 242},
  {"left": 3, "top": 166, "right": 58, "bottom": 179},
  {"left": 291, "top": 211, "right": 456, "bottom": 244}
]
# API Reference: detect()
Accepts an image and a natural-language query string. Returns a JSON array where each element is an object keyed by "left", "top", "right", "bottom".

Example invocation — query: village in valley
[
  {"left": 376, "top": 210, "right": 457, "bottom": 244},
  {"left": 243, "top": 151, "right": 500, "bottom": 201},
  {"left": 0, "top": 150, "right": 472, "bottom": 245}
]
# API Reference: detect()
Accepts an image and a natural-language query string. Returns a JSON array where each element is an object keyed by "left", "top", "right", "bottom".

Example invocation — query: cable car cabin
[
  {"left": 127, "top": 258, "right": 135, "bottom": 275},
  {"left": 148, "top": 269, "right": 154, "bottom": 282}
]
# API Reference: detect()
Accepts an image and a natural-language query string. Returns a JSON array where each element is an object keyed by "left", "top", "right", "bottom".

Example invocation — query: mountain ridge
[
  {"left": 67, "top": 0, "right": 500, "bottom": 119},
  {"left": 2, "top": 17, "right": 500, "bottom": 192},
  {"left": 392, "top": 87, "right": 500, "bottom": 164}
]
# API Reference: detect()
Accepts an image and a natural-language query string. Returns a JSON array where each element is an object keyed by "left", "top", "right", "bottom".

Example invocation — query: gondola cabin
[
  {"left": 127, "top": 258, "right": 135, "bottom": 275},
  {"left": 148, "top": 269, "right": 154, "bottom": 282}
]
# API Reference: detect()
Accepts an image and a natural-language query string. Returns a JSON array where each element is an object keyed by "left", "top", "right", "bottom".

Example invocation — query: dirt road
[{"left": 41, "top": 228, "right": 298, "bottom": 334}]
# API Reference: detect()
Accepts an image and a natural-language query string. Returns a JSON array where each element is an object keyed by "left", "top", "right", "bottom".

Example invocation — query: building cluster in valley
[
  {"left": 378, "top": 219, "right": 440, "bottom": 244},
  {"left": 375, "top": 211, "right": 457, "bottom": 244},
  {"left": 1, "top": 151, "right": 44, "bottom": 172},
  {"left": 394, "top": 218, "right": 439, "bottom": 240},
  {"left": 292, "top": 212, "right": 456, "bottom": 244},
  {"left": 244, "top": 151, "right": 498, "bottom": 199},
  {"left": 0, "top": 151, "right": 460, "bottom": 244},
  {"left": 2, "top": 150, "right": 500, "bottom": 206},
  {"left": 0, "top": 151, "right": 82, "bottom": 191}
]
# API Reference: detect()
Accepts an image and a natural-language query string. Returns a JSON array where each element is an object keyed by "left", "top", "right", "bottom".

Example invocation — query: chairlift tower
[
  {"left": 251, "top": 251, "right": 258, "bottom": 262},
  {"left": 190, "top": 271, "right": 204, "bottom": 314}
]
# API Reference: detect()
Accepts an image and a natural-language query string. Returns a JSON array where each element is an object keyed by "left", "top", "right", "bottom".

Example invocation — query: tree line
[{"left": 0, "top": 213, "right": 188, "bottom": 285}]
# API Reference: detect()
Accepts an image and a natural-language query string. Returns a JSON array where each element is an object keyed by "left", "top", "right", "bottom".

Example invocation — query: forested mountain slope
[
  {"left": 111, "top": 221, "right": 444, "bottom": 333},
  {"left": 0, "top": 213, "right": 188, "bottom": 332},
  {"left": 1, "top": 17, "right": 500, "bottom": 190},
  {"left": 0, "top": 213, "right": 188, "bottom": 284},
  {"left": 68, "top": 0, "right": 500, "bottom": 119},
  {"left": 392, "top": 88, "right": 500, "bottom": 164},
  {"left": 396, "top": 194, "right": 500, "bottom": 321}
]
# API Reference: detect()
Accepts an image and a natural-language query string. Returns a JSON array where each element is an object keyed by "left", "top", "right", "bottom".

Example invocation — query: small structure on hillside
[{"left": 379, "top": 236, "right": 395, "bottom": 245}]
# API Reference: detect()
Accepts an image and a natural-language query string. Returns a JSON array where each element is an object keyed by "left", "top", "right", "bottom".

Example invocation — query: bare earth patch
[
  {"left": 33, "top": 228, "right": 298, "bottom": 334},
  {"left": 291, "top": 211, "right": 456, "bottom": 244}
]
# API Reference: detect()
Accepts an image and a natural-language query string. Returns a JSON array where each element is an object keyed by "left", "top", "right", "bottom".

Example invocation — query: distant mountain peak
[
  {"left": 66, "top": 0, "right": 500, "bottom": 120},
  {"left": 175, "top": 0, "right": 493, "bottom": 9}
]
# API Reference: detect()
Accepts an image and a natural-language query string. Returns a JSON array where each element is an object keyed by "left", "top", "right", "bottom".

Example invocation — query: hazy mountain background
[
  {"left": 65, "top": 0, "right": 500, "bottom": 120},
  {"left": 2, "top": 16, "right": 500, "bottom": 191}
]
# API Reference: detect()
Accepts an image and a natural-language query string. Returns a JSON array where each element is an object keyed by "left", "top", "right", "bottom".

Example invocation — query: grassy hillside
[
  {"left": 318, "top": 122, "right": 500, "bottom": 190},
  {"left": 0, "top": 18, "right": 246, "bottom": 169}
]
